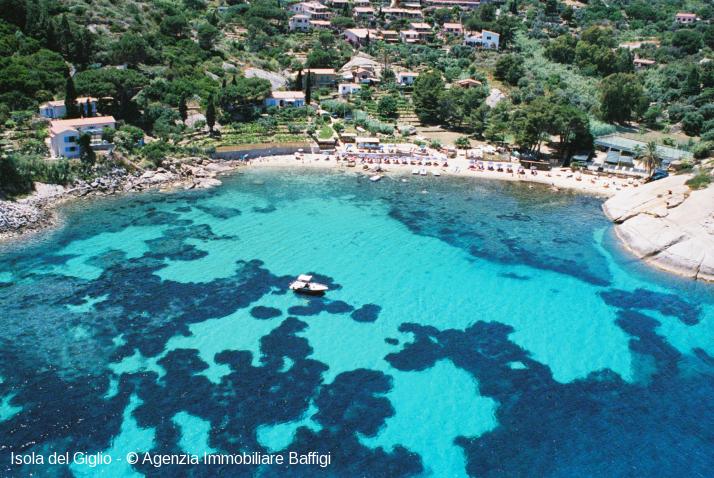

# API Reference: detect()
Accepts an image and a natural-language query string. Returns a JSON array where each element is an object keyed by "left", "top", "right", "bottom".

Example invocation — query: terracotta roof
[{"left": 49, "top": 115, "right": 115, "bottom": 135}]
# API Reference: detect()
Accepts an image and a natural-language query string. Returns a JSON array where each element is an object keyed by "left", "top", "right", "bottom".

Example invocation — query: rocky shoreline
[
  {"left": 603, "top": 174, "right": 714, "bottom": 282},
  {"left": 0, "top": 157, "right": 243, "bottom": 243}
]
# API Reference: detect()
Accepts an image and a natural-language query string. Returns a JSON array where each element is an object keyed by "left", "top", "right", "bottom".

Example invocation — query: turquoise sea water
[{"left": 0, "top": 168, "right": 713, "bottom": 477}]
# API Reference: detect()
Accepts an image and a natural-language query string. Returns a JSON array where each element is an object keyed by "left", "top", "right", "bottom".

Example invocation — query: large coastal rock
[{"left": 603, "top": 174, "right": 714, "bottom": 282}]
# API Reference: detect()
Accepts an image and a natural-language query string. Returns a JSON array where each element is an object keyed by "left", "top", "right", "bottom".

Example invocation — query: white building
[
  {"left": 290, "top": 1, "right": 331, "bottom": 20},
  {"left": 48, "top": 116, "right": 116, "bottom": 159},
  {"left": 264, "top": 91, "right": 306, "bottom": 108},
  {"left": 397, "top": 71, "right": 419, "bottom": 86},
  {"left": 442, "top": 23, "right": 464, "bottom": 36},
  {"left": 344, "top": 28, "right": 371, "bottom": 47},
  {"left": 464, "top": 30, "right": 499, "bottom": 50},
  {"left": 289, "top": 14, "right": 311, "bottom": 31},
  {"left": 338, "top": 83, "right": 362, "bottom": 96},
  {"left": 675, "top": 12, "right": 698, "bottom": 24},
  {"left": 39, "top": 97, "right": 98, "bottom": 119}
]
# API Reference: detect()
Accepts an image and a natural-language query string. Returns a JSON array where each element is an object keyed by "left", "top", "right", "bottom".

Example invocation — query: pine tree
[
  {"left": 59, "top": 14, "right": 74, "bottom": 58},
  {"left": 64, "top": 72, "right": 80, "bottom": 119},
  {"left": 222, "top": 77, "right": 227, "bottom": 89},
  {"left": 305, "top": 70, "right": 312, "bottom": 105},
  {"left": 295, "top": 69, "right": 303, "bottom": 90},
  {"left": 179, "top": 95, "right": 188, "bottom": 124},
  {"left": 206, "top": 94, "right": 216, "bottom": 135}
]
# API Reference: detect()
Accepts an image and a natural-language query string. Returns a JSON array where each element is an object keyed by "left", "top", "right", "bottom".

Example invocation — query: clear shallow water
[{"left": 1, "top": 168, "right": 713, "bottom": 477}]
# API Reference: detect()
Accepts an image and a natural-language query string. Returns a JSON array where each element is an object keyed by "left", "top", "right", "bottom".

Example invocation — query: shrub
[
  {"left": 455, "top": 136, "right": 471, "bottom": 149},
  {"left": 685, "top": 171, "right": 712, "bottom": 189}
]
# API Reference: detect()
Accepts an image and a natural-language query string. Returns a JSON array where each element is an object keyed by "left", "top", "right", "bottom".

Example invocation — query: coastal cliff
[{"left": 603, "top": 174, "right": 714, "bottom": 282}]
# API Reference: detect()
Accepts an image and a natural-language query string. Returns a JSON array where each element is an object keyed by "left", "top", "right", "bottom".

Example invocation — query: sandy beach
[{"left": 244, "top": 153, "right": 643, "bottom": 197}]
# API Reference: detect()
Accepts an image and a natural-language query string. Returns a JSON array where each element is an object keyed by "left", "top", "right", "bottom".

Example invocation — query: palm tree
[{"left": 639, "top": 141, "right": 661, "bottom": 176}]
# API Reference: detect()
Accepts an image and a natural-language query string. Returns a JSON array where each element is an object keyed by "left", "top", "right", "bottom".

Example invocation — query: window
[{"left": 64, "top": 136, "right": 77, "bottom": 143}]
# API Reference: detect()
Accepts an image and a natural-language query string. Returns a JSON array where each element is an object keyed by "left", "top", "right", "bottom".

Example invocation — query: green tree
[
  {"left": 111, "top": 34, "right": 152, "bottom": 66},
  {"left": 178, "top": 95, "right": 188, "bottom": 124},
  {"left": 64, "top": 72, "right": 80, "bottom": 119},
  {"left": 546, "top": 35, "right": 577, "bottom": 64},
  {"left": 377, "top": 95, "right": 399, "bottom": 119},
  {"left": 494, "top": 55, "right": 525, "bottom": 86},
  {"left": 197, "top": 22, "right": 219, "bottom": 50},
  {"left": 672, "top": 29, "right": 702, "bottom": 55},
  {"left": 684, "top": 66, "right": 701, "bottom": 96},
  {"left": 206, "top": 94, "right": 216, "bottom": 134},
  {"left": 160, "top": 15, "right": 189, "bottom": 39},
  {"left": 638, "top": 141, "right": 661, "bottom": 176},
  {"left": 599, "top": 73, "right": 646, "bottom": 124},
  {"left": 412, "top": 70, "right": 445, "bottom": 124},
  {"left": 305, "top": 70, "right": 312, "bottom": 105},
  {"left": 455, "top": 136, "right": 470, "bottom": 149},
  {"left": 682, "top": 112, "right": 703, "bottom": 136},
  {"left": 78, "top": 133, "right": 95, "bottom": 169}
]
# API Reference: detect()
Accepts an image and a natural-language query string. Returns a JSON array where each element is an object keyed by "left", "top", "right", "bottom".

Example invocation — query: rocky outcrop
[
  {"left": 0, "top": 158, "right": 242, "bottom": 241},
  {"left": 603, "top": 174, "right": 714, "bottom": 282}
]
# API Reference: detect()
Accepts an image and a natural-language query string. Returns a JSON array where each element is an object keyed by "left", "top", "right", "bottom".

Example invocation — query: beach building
[
  {"left": 289, "top": 14, "right": 311, "bottom": 31},
  {"left": 356, "top": 137, "right": 380, "bottom": 149},
  {"left": 265, "top": 91, "right": 306, "bottom": 108},
  {"left": 48, "top": 116, "right": 116, "bottom": 159},
  {"left": 675, "top": 12, "right": 698, "bottom": 24},
  {"left": 594, "top": 135, "right": 692, "bottom": 167},
  {"left": 339, "top": 83, "right": 362, "bottom": 96},
  {"left": 39, "top": 97, "right": 98, "bottom": 119},
  {"left": 397, "top": 71, "right": 419, "bottom": 86}
]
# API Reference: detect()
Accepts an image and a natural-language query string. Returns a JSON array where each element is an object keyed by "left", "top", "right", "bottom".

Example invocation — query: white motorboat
[
  {"left": 289, "top": 274, "right": 329, "bottom": 296},
  {"left": 419, "top": 168, "right": 427, "bottom": 176},
  {"left": 432, "top": 170, "right": 441, "bottom": 176},
  {"left": 369, "top": 174, "right": 382, "bottom": 182},
  {"left": 412, "top": 168, "right": 420, "bottom": 175}
]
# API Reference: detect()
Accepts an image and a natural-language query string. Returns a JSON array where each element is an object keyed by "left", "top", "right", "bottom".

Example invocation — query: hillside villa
[
  {"left": 675, "top": 12, "right": 698, "bottom": 24},
  {"left": 39, "top": 97, "right": 98, "bottom": 119},
  {"left": 397, "top": 71, "right": 419, "bottom": 86},
  {"left": 265, "top": 91, "right": 306, "bottom": 108},
  {"left": 464, "top": 30, "right": 500, "bottom": 49},
  {"left": 48, "top": 116, "right": 116, "bottom": 159},
  {"left": 338, "top": 83, "right": 361, "bottom": 96}
]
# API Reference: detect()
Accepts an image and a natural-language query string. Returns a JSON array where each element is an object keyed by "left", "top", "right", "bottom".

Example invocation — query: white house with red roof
[
  {"left": 48, "top": 116, "right": 116, "bottom": 159},
  {"left": 675, "top": 12, "right": 698, "bottom": 24}
]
